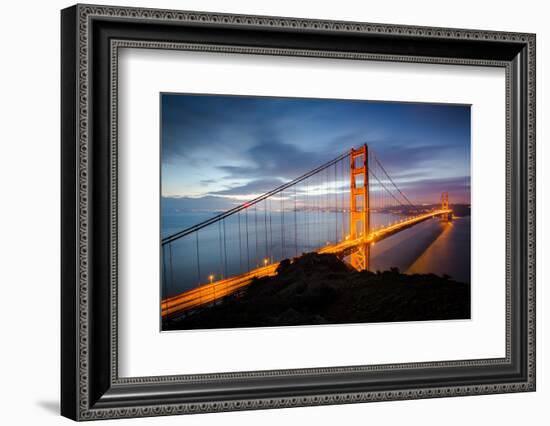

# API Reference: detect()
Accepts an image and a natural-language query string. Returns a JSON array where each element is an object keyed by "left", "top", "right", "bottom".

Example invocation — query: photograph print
[{"left": 160, "top": 94, "right": 471, "bottom": 331}]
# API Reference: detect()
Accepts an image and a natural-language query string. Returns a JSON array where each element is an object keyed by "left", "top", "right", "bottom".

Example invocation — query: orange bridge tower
[
  {"left": 441, "top": 191, "right": 451, "bottom": 222},
  {"left": 350, "top": 144, "right": 370, "bottom": 271}
]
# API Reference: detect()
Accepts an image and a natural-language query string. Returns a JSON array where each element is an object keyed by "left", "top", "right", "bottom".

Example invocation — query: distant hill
[
  {"left": 413, "top": 203, "right": 470, "bottom": 217},
  {"left": 450, "top": 204, "right": 471, "bottom": 217}
]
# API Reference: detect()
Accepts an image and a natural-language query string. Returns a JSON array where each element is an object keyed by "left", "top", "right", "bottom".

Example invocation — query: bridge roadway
[{"left": 161, "top": 209, "right": 452, "bottom": 318}]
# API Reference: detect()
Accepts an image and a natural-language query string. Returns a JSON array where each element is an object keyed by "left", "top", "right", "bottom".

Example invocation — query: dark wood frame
[{"left": 61, "top": 4, "right": 536, "bottom": 421}]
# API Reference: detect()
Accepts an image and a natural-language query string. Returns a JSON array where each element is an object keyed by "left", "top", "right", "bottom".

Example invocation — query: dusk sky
[{"left": 161, "top": 94, "right": 470, "bottom": 211}]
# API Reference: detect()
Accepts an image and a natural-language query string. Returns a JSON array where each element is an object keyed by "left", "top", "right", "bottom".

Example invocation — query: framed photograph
[
  {"left": 160, "top": 94, "right": 472, "bottom": 331},
  {"left": 61, "top": 4, "right": 536, "bottom": 421}
]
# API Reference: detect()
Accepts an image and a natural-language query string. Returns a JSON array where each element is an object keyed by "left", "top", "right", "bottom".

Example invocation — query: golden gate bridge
[{"left": 161, "top": 144, "right": 452, "bottom": 318}]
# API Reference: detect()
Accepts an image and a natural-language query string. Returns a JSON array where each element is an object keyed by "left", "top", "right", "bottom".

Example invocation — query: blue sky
[{"left": 161, "top": 94, "right": 470, "bottom": 209}]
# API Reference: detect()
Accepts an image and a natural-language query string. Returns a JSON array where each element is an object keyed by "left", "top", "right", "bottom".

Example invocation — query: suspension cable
[
  {"left": 369, "top": 169, "right": 404, "bottom": 207},
  {"left": 372, "top": 152, "right": 419, "bottom": 212}
]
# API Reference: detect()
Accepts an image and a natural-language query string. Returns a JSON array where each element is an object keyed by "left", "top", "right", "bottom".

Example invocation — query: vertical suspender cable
[
  {"left": 238, "top": 211, "right": 242, "bottom": 273},
  {"left": 245, "top": 207, "right": 250, "bottom": 271},
  {"left": 281, "top": 191, "right": 285, "bottom": 259},
  {"left": 318, "top": 172, "right": 321, "bottom": 246},
  {"left": 342, "top": 158, "right": 346, "bottom": 239},
  {"left": 223, "top": 218, "right": 228, "bottom": 277},
  {"left": 264, "top": 200, "right": 268, "bottom": 263},
  {"left": 218, "top": 220, "right": 223, "bottom": 279},
  {"left": 195, "top": 231, "right": 201, "bottom": 285},
  {"left": 326, "top": 166, "right": 329, "bottom": 243},
  {"left": 294, "top": 185, "right": 298, "bottom": 257},
  {"left": 269, "top": 198, "right": 273, "bottom": 262},
  {"left": 335, "top": 162, "right": 338, "bottom": 243},
  {"left": 255, "top": 203, "right": 259, "bottom": 267},
  {"left": 305, "top": 178, "right": 310, "bottom": 250},
  {"left": 169, "top": 243, "right": 174, "bottom": 297},
  {"left": 162, "top": 244, "right": 168, "bottom": 314}
]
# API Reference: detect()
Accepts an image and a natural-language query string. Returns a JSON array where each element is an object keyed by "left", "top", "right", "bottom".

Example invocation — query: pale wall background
[{"left": 0, "top": 0, "right": 547, "bottom": 424}]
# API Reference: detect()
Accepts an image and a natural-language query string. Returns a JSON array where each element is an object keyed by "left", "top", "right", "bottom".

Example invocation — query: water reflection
[{"left": 370, "top": 216, "right": 470, "bottom": 283}]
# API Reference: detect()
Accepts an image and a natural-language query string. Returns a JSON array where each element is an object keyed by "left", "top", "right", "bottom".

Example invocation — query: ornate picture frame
[{"left": 61, "top": 4, "right": 535, "bottom": 420}]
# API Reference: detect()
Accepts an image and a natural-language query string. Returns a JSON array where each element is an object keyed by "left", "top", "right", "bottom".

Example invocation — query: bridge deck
[{"left": 161, "top": 209, "right": 452, "bottom": 318}]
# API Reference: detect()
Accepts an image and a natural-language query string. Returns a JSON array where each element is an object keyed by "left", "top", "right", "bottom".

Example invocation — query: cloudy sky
[{"left": 161, "top": 94, "right": 470, "bottom": 210}]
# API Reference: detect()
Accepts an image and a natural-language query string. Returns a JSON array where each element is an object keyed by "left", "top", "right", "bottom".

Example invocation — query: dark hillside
[{"left": 165, "top": 253, "right": 470, "bottom": 331}]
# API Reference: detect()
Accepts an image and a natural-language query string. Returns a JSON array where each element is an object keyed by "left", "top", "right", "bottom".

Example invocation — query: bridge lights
[
  {"left": 209, "top": 274, "right": 214, "bottom": 284},
  {"left": 263, "top": 258, "right": 269, "bottom": 266}
]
